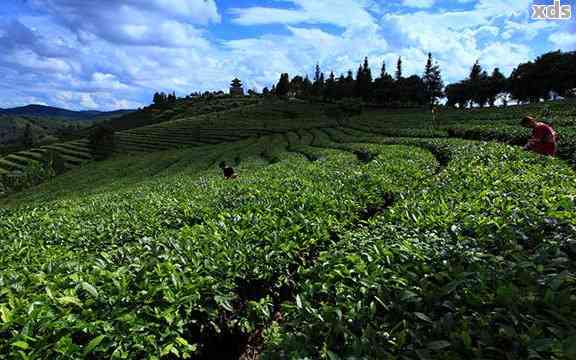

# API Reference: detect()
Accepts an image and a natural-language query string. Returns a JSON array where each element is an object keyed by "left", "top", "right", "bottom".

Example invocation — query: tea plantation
[{"left": 0, "top": 99, "right": 575, "bottom": 359}]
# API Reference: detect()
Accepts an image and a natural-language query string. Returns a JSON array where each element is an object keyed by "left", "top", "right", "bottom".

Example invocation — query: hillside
[
  {"left": 1, "top": 97, "right": 575, "bottom": 181},
  {"left": 0, "top": 99, "right": 575, "bottom": 359},
  {"left": 0, "top": 98, "right": 337, "bottom": 177},
  {"left": 0, "top": 104, "right": 132, "bottom": 120}
]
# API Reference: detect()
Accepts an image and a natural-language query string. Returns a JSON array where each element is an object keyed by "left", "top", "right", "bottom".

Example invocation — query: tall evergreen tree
[
  {"left": 355, "top": 57, "right": 373, "bottom": 100},
  {"left": 314, "top": 63, "right": 322, "bottom": 83},
  {"left": 364, "top": 57, "right": 372, "bottom": 84},
  {"left": 355, "top": 64, "right": 364, "bottom": 98},
  {"left": 380, "top": 61, "right": 387, "bottom": 79},
  {"left": 325, "top": 72, "right": 336, "bottom": 100},
  {"left": 395, "top": 57, "right": 403, "bottom": 81},
  {"left": 422, "top": 53, "right": 444, "bottom": 105},
  {"left": 467, "top": 60, "right": 485, "bottom": 107},
  {"left": 312, "top": 64, "right": 325, "bottom": 97},
  {"left": 374, "top": 61, "right": 395, "bottom": 105}
]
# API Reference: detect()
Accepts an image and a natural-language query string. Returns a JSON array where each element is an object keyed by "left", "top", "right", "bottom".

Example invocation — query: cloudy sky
[{"left": 0, "top": 0, "right": 574, "bottom": 110}]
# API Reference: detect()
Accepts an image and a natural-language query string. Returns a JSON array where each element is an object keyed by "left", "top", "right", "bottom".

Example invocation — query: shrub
[
  {"left": 324, "top": 107, "right": 348, "bottom": 126},
  {"left": 0, "top": 160, "right": 55, "bottom": 196},
  {"left": 339, "top": 98, "right": 364, "bottom": 115},
  {"left": 89, "top": 124, "right": 116, "bottom": 160},
  {"left": 42, "top": 150, "right": 67, "bottom": 175}
]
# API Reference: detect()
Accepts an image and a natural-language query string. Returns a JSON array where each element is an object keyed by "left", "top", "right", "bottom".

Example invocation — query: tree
[
  {"left": 466, "top": 60, "right": 489, "bottom": 107},
  {"left": 354, "top": 57, "right": 373, "bottom": 100},
  {"left": 153, "top": 92, "right": 168, "bottom": 106},
  {"left": 290, "top": 76, "right": 305, "bottom": 97},
  {"left": 313, "top": 64, "right": 325, "bottom": 97},
  {"left": 487, "top": 68, "right": 507, "bottom": 107},
  {"left": 340, "top": 70, "right": 356, "bottom": 98},
  {"left": 355, "top": 64, "right": 364, "bottom": 98},
  {"left": 526, "top": 51, "right": 576, "bottom": 99},
  {"left": 373, "top": 61, "right": 395, "bottom": 105},
  {"left": 89, "top": 124, "right": 115, "bottom": 160},
  {"left": 324, "top": 72, "right": 337, "bottom": 100},
  {"left": 303, "top": 75, "right": 313, "bottom": 97},
  {"left": 22, "top": 124, "right": 34, "bottom": 148},
  {"left": 395, "top": 57, "right": 403, "bottom": 81},
  {"left": 445, "top": 82, "right": 469, "bottom": 108},
  {"left": 276, "top": 73, "right": 291, "bottom": 97},
  {"left": 262, "top": 87, "right": 270, "bottom": 96},
  {"left": 509, "top": 62, "right": 541, "bottom": 103},
  {"left": 477, "top": 70, "right": 491, "bottom": 107},
  {"left": 469, "top": 60, "right": 482, "bottom": 82},
  {"left": 422, "top": 53, "right": 444, "bottom": 105},
  {"left": 397, "top": 75, "right": 426, "bottom": 106}
]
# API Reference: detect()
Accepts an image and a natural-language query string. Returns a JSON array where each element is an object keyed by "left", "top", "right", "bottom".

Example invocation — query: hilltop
[{"left": 0, "top": 104, "right": 133, "bottom": 121}]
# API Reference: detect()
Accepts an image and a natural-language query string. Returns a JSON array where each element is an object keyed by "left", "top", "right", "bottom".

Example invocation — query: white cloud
[
  {"left": 5, "top": 49, "right": 72, "bottom": 73},
  {"left": 380, "top": 0, "right": 546, "bottom": 84},
  {"left": 403, "top": 0, "right": 436, "bottom": 9},
  {"left": 548, "top": 31, "right": 576, "bottom": 50},
  {"left": 230, "top": 0, "right": 377, "bottom": 28},
  {"left": 30, "top": 0, "right": 220, "bottom": 47},
  {"left": 151, "top": 0, "right": 221, "bottom": 24},
  {"left": 80, "top": 93, "right": 98, "bottom": 109},
  {"left": 502, "top": 19, "right": 559, "bottom": 40},
  {"left": 1, "top": 0, "right": 572, "bottom": 110}
]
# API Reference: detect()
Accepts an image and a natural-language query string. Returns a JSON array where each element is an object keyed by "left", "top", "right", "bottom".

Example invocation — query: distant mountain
[{"left": 0, "top": 104, "right": 133, "bottom": 120}]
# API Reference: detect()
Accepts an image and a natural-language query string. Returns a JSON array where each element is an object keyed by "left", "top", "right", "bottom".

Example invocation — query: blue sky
[{"left": 0, "top": 0, "right": 574, "bottom": 110}]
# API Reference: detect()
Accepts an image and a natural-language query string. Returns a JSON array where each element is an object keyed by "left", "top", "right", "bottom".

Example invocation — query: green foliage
[
  {"left": 338, "top": 98, "right": 363, "bottom": 116},
  {"left": 89, "top": 124, "right": 115, "bottom": 160},
  {"left": 0, "top": 140, "right": 436, "bottom": 358},
  {"left": 0, "top": 160, "right": 55, "bottom": 196},
  {"left": 264, "top": 141, "right": 576, "bottom": 359},
  {"left": 1, "top": 98, "right": 575, "bottom": 359},
  {"left": 41, "top": 150, "right": 67, "bottom": 175},
  {"left": 423, "top": 53, "right": 444, "bottom": 106}
]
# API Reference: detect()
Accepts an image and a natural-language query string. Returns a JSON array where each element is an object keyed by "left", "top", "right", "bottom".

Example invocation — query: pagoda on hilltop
[{"left": 230, "top": 78, "right": 244, "bottom": 96}]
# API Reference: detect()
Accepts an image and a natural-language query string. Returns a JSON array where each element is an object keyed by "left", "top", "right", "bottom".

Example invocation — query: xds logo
[{"left": 532, "top": 0, "right": 572, "bottom": 20}]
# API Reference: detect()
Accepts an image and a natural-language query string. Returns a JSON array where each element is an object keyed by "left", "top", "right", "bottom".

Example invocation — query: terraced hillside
[
  {"left": 1, "top": 112, "right": 575, "bottom": 359},
  {"left": 78, "top": 96, "right": 261, "bottom": 133},
  {"left": 0, "top": 99, "right": 341, "bottom": 180}
]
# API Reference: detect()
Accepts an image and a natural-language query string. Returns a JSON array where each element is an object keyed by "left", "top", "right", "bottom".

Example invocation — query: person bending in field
[
  {"left": 219, "top": 161, "right": 239, "bottom": 179},
  {"left": 521, "top": 116, "right": 557, "bottom": 157}
]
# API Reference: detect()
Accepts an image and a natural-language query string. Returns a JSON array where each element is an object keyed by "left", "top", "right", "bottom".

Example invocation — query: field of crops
[
  {"left": 0, "top": 99, "right": 342, "bottom": 188},
  {"left": 1, "top": 107, "right": 576, "bottom": 359},
  {"left": 353, "top": 99, "right": 576, "bottom": 166}
]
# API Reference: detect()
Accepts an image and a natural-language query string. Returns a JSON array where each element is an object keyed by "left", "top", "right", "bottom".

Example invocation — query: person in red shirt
[{"left": 521, "top": 116, "right": 557, "bottom": 157}]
